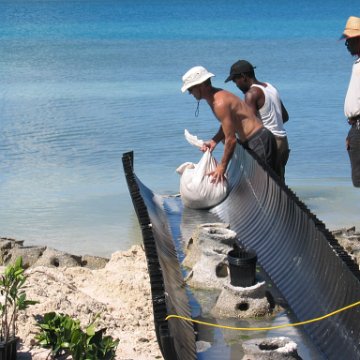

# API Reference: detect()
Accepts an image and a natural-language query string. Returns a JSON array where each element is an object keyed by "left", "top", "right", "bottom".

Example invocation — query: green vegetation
[
  {"left": 35, "top": 312, "right": 119, "bottom": 360},
  {"left": 0, "top": 257, "right": 37, "bottom": 341}
]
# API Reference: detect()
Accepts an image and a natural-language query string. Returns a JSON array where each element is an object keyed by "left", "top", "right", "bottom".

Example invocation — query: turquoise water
[{"left": 1, "top": 0, "right": 360, "bottom": 257}]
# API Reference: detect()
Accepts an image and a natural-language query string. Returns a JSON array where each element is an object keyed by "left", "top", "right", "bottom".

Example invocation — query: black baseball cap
[{"left": 225, "top": 60, "right": 256, "bottom": 83}]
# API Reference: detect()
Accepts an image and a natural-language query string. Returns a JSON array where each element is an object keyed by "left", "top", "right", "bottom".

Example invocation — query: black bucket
[{"left": 227, "top": 248, "right": 257, "bottom": 287}]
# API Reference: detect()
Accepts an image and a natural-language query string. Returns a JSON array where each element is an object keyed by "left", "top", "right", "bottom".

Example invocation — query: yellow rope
[{"left": 165, "top": 300, "right": 360, "bottom": 331}]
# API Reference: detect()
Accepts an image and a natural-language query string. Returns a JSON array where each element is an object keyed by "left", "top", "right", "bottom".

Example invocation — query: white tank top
[
  {"left": 251, "top": 83, "right": 287, "bottom": 138},
  {"left": 344, "top": 59, "right": 360, "bottom": 118}
]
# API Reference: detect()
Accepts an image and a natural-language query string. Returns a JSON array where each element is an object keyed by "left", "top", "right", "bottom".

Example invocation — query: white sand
[{"left": 15, "top": 245, "right": 163, "bottom": 360}]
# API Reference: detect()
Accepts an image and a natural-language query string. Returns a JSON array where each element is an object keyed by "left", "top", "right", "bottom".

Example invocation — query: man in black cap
[{"left": 225, "top": 60, "right": 290, "bottom": 182}]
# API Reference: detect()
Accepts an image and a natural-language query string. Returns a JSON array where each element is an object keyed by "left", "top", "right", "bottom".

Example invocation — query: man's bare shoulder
[
  {"left": 214, "top": 89, "right": 242, "bottom": 103},
  {"left": 213, "top": 89, "right": 249, "bottom": 118},
  {"left": 215, "top": 88, "right": 236, "bottom": 96},
  {"left": 247, "top": 85, "right": 263, "bottom": 98},
  {"left": 213, "top": 89, "right": 228, "bottom": 106}
]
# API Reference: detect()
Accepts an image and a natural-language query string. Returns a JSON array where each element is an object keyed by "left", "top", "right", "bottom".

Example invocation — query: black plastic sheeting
[
  {"left": 122, "top": 152, "right": 196, "bottom": 360},
  {"left": 123, "top": 144, "right": 360, "bottom": 360}
]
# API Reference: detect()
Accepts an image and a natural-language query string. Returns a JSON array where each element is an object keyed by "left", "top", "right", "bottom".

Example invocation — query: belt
[
  {"left": 348, "top": 114, "right": 360, "bottom": 125},
  {"left": 274, "top": 135, "right": 287, "bottom": 140},
  {"left": 241, "top": 127, "right": 265, "bottom": 147}
]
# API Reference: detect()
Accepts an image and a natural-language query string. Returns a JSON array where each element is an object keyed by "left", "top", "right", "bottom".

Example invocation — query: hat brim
[
  {"left": 340, "top": 30, "right": 360, "bottom": 40},
  {"left": 224, "top": 74, "right": 234, "bottom": 83},
  {"left": 181, "top": 73, "right": 215, "bottom": 93}
]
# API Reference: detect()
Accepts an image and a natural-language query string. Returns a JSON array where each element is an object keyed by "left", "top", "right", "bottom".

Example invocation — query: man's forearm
[
  {"left": 212, "top": 126, "right": 225, "bottom": 144},
  {"left": 220, "top": 137, "right": 237, "bottom": 170}
]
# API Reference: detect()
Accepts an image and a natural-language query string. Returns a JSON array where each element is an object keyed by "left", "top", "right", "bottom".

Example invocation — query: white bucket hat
[{"left": 181, "top": 66, "right": 215, "bottom": 93}]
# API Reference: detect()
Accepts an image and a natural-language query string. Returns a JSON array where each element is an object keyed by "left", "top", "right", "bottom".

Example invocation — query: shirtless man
[{"left": 181, "top": 66, "right": 278, "bottom": 183}]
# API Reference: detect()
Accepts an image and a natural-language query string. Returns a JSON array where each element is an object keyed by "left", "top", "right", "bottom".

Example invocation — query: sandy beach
[
  {"left": 11, "top": 245, "right": 163, "bottom": 360},
  {"left": 1, "top": 226, "right": 357, "bottom": 360}
]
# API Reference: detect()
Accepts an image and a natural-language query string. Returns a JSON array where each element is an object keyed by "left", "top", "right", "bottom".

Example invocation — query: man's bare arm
[
  {"left": 244, "top": 88, "right": 261, "bottom": 116},
  {"left": 281, "top": 101, "right": 289, "bottom": 123},
  {"left": 212, "top": 126, "right": 225, "bottom": 143},
  {"left": 209, "top": 100, "right": 237, "bottom": 183},
  {"left": 201, "top": 126, "right": 224, "bottom": 152}
]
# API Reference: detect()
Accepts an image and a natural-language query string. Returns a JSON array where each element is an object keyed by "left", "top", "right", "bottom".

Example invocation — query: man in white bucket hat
[
  {"left": 181, "top": 66, "right": 278, "bottom": 184},
  {"left": 342, "top": 16, "right": 360, "bottom": 187},
  {"left": 181, "top": 66, "right": 215, "bottom": 93}
]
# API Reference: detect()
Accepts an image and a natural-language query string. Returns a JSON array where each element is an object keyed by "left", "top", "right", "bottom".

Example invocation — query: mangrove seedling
[
  {"left": 0, "top": 256, "right": 37, "bottom": 342},
  {"left": 35, "top": 312, "right": 119, "bottom": 360}
]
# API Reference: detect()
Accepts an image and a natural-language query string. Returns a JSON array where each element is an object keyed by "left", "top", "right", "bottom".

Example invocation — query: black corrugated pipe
[
  {"left": 122, "top": 152, "right": 195, "bottom": 360},
  {"left": 123, "top": 143, "right": 360, "bottom": 359}
]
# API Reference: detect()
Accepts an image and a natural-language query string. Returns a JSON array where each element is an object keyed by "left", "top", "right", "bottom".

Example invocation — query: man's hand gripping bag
[{"left": 176, "top": 130, "right": 228, "bottom": 209}]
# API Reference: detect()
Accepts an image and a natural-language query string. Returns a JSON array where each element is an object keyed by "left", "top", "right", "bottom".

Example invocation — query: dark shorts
[
  {"left": 347, "top": 126, "right": 360, "bottom": 187},
  {"left": 274, "top": 135, "right": 290, "bottom": 182},
  {"left": 242, "top": 127, "right": 278, "bottom": 175}
]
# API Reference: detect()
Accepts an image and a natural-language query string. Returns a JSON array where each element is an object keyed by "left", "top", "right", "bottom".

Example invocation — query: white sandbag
[
  {"left": 176, "top": 130, "right": 228, "bottom": 209},
  {"left": 184, "top": 129, "right": 204, "bottom": 148}
]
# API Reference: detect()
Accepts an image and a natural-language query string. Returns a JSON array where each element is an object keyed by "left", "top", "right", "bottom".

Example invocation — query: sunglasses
[{"left": 345, "top": 37, "right": 359, "bottom": 46}]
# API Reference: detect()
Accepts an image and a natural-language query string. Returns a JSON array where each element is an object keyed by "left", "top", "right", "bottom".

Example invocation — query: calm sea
[{"left": 1, "top": 0, "right": 359, "bottom": 257}]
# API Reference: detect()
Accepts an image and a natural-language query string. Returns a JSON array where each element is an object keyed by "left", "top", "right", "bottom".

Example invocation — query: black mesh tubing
[
  {"left": 122, "top": 151, "right": 196, "bottom": 360},
  {"left": 123, "top": 144, "right": 360, "bottom": 360}
]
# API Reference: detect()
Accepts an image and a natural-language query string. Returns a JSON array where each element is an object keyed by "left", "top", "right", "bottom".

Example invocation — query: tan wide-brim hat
[
  {"left": 341, "top": 16, "right": 360, "bottom": 39},
  {"left": 181, "top": 66, "right": 215, "bottom": 93}
]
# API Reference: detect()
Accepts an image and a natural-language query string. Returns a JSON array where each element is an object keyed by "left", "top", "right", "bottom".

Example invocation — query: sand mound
[{"left": 13, "top": 245, "right": 163, "bottom": 360}]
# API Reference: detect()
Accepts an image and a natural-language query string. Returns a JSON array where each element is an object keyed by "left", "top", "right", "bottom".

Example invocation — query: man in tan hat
[
  {"left": 181, "top": 66, "right": 278, "bottom": 184},
  {"left": 342, "top": 16, "right": 360, "bottom": 187}
]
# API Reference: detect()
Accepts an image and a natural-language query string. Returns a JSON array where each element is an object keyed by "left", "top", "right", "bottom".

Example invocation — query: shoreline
[
  {"left": 4, "top": 226, "right": 360, "bottom": 359},
  {"left": 0, "top": 241, "right": 163, "bottom": 360}
]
